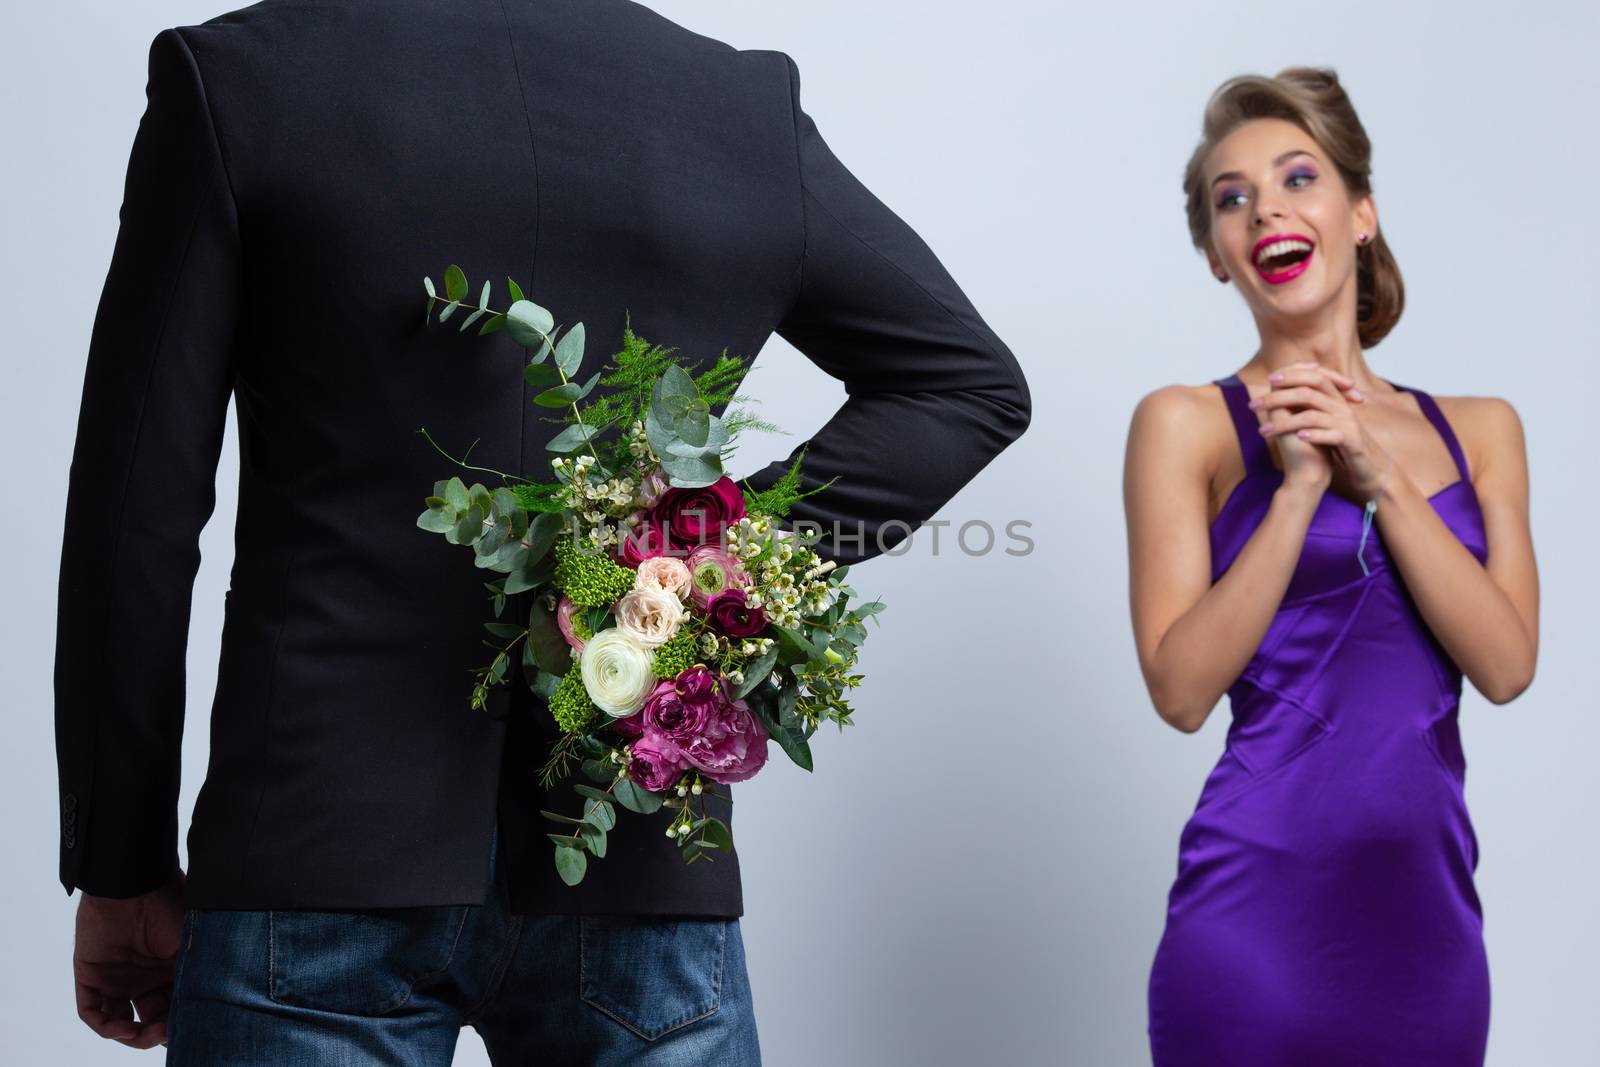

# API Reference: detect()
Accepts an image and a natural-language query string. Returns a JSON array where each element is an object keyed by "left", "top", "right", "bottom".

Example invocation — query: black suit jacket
[{"left": 55, "top": 0, "right": 1030, "bottom": 916}]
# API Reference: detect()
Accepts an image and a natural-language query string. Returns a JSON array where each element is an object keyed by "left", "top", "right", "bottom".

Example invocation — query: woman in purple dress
[{"left": 1123, "top": 68, "right": 1540, "bottom": 1065}]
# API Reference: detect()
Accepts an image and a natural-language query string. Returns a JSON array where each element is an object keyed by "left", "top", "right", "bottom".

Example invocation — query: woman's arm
[
  {"left": 1360, "top": 397, "right": 1539, "bottom": 703},
  {"left": 1123, "top": 386, "right": 1325, "bottom": 732}
]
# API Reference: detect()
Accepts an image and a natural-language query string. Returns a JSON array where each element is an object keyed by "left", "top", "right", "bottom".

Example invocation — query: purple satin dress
[{"left": 1147, "top": 374, "right": 1491, "bottom": 1066}]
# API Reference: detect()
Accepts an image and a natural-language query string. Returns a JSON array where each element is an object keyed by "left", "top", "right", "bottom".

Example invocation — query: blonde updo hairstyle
[{"left": 1182, "top": 67, "right": 1404, "bottom": 349}]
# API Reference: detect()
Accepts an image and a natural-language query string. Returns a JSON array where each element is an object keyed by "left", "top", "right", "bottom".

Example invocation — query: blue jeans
[{"left": 165, "top": 829, "right": 761, "bottom": 1065}]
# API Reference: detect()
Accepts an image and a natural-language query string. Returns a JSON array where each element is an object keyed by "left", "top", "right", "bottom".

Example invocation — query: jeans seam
[{"left": 461, "top": 913, "right": 524, "bottom": 1025}]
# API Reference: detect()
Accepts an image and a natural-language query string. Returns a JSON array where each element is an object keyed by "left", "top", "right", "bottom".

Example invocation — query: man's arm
[
  {"left": 739, "top": 51, "right": 1031, "bottom": 565},
  {"left": 55, "top": 26, "right": 241, "bottom": 898}
]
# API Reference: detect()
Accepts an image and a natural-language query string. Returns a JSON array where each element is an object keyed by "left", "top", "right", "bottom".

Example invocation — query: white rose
[
  {"left": 635, "top": 556, "right": 692, "bottom": 601},
  {"left": 579, "top": 627, "right": 657, "bottom": 717}
]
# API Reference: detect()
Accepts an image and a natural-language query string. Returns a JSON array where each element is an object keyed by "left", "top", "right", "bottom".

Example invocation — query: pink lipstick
[{"left": 1251, "top": 232, "right": 1315, "bottom": 285}]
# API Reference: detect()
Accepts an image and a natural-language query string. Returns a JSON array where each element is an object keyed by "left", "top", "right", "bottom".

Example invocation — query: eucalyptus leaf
[
  {"left": 540, "top": 810, "right": 585, "bottom": 826},
  {"left": 443, "top": 478, "right": 470, "bottom": 512},
  {"left": 417, "top": 507, "right": 455, "bottom": 534},
  {"left": 444, "top": 264, "right": 468, "bottom": 303},
  {"left": 554, "top": 846, "right": 587, "bottom": 886},
  {"left": 534, "top": 381, "right": 585, "bottom": 408},
  {"left": 478, "top": 279, "right": 491, "bottom": 309},
  {"left": 507, "top": 276, "right": 526, "bottom": 303},
  {"left": 554, "top": 322, "right": 585, "bottom": 377},
  {"left": 506, "top": 299, "right": 554, "bottom": 348},
  {"left": 579, "top": 822, "right": 607, "bottom": 857},
  {"left": 547, "top": 421, "right": 599, "bottom": 454},
  {"left": 582, "top": 798, "right": 617, "bottom": 832},
  {"left": 478, "top": 313, "right": 508, "bottom": 336},
  {"left": 611, "top": 777, "right": 664, "bottom": 814},
  {"left": 423, "top": 276, "right": 436, "bottom": 298},
  {"left": 459, "top": 307, "right": 486, "bottom": 332},
  {"left": 438, "top": 299, "right": 461, "bottom": 323},
  {"left": 659, "top": 451, "right": 722, "bottom": 488},
  {"left": 451, "top": 504, "right": 486, "bottom": 546},
  {"left": 524, "top": 362, "right": 563, "bottom": 389}
]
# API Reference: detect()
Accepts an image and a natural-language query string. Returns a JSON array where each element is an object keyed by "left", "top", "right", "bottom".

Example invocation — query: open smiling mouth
[{"left": 1253, "top": 237, "right": 1314, "bottom": 284}]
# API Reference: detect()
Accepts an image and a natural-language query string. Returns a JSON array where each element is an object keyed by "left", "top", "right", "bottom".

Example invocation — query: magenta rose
[
  {"left": 617, "top": 516, "right": 679, "bottom": 568},
  {"left": 652, "top": 476, "right": 746, "bottom": 546},
  {"left": 707, "top": 588, "right": 767, "bottom": 638},
  {"left": 627, "top": 732, "right": 690, "bottom": 792},
  {"left": 639, "top": 674, "right": 717, "bottom": 747},
  {"left": 680, "top": 694, "right": 770, "bottom": 784}
]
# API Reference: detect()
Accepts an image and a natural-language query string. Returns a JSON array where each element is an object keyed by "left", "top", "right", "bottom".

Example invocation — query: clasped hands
[{"left": 1246, "top": 361, "right": 1397, "bottom": 503}]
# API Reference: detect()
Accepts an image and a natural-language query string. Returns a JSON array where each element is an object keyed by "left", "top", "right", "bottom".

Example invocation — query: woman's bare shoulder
[{"left": 1433, "top": 392, "right": 1525, "bottom": 480}]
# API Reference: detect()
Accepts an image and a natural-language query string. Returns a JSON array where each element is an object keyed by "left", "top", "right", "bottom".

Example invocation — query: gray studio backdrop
[{"left": 5, "top": 1, "right": 1595, "bottom": 1064}]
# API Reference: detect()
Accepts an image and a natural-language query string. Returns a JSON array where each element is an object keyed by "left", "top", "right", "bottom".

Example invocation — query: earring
[
  {"left": 1215, "top": 272, "right": 1228, "bottom": 283},
  {"left": 1357, "top": 232, "right": 1368, "bottom": 244}
]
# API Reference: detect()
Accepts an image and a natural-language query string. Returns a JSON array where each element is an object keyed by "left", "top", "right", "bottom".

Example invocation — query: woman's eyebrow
[{"left": 1210, "top": 149, "right": 1318, "bottom": 188}]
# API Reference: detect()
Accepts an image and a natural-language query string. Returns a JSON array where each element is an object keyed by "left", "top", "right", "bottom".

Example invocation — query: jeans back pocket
[
  {"left": 268, "top": 906, "right": 468, "bottom": 1016},
  {"left": 579, "top": 915, "right": 726, "bottom": 1040}
]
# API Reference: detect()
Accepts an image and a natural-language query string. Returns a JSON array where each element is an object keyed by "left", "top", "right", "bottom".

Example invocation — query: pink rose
[
  {"left": 635, "top": 556, "right": 692, "bottom": 600},
  {"left": 556, "top": 595, "right": 586, "bottom": 653}
]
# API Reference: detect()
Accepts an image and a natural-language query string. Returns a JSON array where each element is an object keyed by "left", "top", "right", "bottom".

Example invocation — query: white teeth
[{"left": 1255, "top": 238, "right": 1313, "bottom": 267}]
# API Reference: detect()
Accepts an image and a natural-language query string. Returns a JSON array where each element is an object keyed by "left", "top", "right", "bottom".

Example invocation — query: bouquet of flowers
[{"left": 414, "top": 265, "right": 884, "bottom": 885}]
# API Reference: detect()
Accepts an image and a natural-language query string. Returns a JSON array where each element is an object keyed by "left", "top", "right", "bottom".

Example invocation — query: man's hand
[{"left": 74, "top": 869, "right": 186, "bottom": 1049}]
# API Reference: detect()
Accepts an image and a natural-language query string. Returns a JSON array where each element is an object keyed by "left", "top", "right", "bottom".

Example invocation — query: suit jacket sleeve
[
  {"left": 55, "top": 27, "right": 241, "bottom": 898},
  {"left": 738, "top": 51, "right": 1031, "bottom": 566}
]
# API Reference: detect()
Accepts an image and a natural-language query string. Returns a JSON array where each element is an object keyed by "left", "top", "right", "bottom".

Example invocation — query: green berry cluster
[
  {"left": 651, "top": 630, "right": 701, "bottom": 679},
  {"left": 552, "top": 538, "right": 635, "bottom": 607},
  {"left": 549, "top": 660, "right": 597, "bottom": 734}
]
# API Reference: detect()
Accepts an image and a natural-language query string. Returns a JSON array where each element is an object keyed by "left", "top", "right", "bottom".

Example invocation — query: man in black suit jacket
[{"left": 58, "top": 0, "right": 1030, "bottom": 1058}]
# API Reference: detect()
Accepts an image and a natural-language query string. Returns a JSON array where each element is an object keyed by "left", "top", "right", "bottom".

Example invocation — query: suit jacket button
[{"left": 63, "top": 793, "right": 77, "bottom": 813}]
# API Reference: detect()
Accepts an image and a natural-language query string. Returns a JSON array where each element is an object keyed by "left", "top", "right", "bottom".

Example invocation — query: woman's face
[{"left": 1202, "top": 117, "right": 1376, "bottom": 323}]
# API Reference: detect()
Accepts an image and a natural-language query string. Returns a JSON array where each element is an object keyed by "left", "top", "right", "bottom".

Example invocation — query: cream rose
[
  {"left": 635, "top": 556, "right": 692, "bottom": 601},
  {"left": 579, "top": 627, "right": 657, "bottom": 717},
  {"left": 615, "top": 586, "right": 686, "bottom": 648}
]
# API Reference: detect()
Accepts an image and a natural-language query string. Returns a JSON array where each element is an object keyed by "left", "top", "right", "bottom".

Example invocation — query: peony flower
[
  {"left": 555, "top": 595, "right": 586, "bottom": 653},
  {"left": 639, "top": 673, "right": 716, "bottom": 748},
  {"left": 681, "top": 690, "right": 769, "bottom": 784},
  {"left": 653, "top": 476, "right": 746, "bottom": 547},
  {"left": 706, "top": 587, "right": 767, "bottom": 638},
  {"left": 615, "top": 586, "right": 686, "bottom": 649},
  {"left": 684, "top": 545, "right": 747, "bottom": 609},
  {"left": 635, "top": 556, "right": 692, "bottom": 601},
  {"left": 579, "top": 627, "right": 657, "bottom": 717},
  {"left": 627, "top": 732, "right": 690, "bottom": 792}
]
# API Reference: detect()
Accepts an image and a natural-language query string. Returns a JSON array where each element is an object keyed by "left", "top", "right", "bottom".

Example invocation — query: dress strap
[
  {"left": 1386, "top": 382, "right": 1472, "bottom": 483},
  {"left": 1213, "top": 374, "right": 1273, "bottom": 474}
]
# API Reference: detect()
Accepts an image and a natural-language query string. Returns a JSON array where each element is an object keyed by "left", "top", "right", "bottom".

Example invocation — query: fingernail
[
  {"left": 1267, "top": 372, "right": 1283, "bottom": 383},
  {"left": 1350, "top": 388, "right": 1364, "bottom": 400}
]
